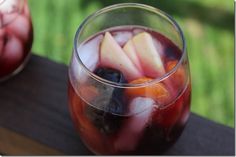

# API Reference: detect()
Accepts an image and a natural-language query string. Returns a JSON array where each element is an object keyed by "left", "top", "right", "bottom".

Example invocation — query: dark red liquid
[
  {"left": 0, "top": 1, "right": 33, "bottom": 79},
  {"left": 68, "top": 26, "right": 191, "bottom": 155}
]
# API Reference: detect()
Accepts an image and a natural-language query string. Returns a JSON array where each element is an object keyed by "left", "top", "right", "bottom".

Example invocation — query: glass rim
[{"left": 74, "top": 3, "right": 187, "bottom": 88}]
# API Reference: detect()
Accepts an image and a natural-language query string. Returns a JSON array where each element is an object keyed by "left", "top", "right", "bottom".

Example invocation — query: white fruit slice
[
  {"left": 100, "top": 32, "right": 143, "bottom": 81},
  {"left": 132, "top": 32, "right": 165, "bottom": 78},
  {"left": 114, "top": 97, "right": 154, "bottom": 151},
  {"left": 123, "top": 39, "right": 143, "bottom": 73}
]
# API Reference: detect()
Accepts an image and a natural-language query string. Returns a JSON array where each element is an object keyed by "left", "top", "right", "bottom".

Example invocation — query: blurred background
[{"left": 28, "top": 0, "right": 234, "bottom": 127}]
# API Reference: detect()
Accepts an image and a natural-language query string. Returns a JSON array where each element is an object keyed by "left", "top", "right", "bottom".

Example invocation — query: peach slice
[
  {"left": 166, "top": 60, "right": 186, "bottom": 89},
  {"left": 132, "top": 32, "right": 165, "bottom": 78},
  {"left": 100, "top": 32, "right": 143, "bottom": 81},
  {"left": 123, "top": 39, "right": 143, "bottom": 73},
  {"left": 125, "top": 77, "right": 170, "bottom": 105}
]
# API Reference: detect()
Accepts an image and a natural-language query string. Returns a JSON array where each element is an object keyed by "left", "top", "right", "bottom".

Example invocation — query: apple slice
[
  {"left": 100, "top": 32, "right": 143, "bottom": 81},
  {"left": 132, "top": 32, "right": 165, "bottom": 78},
  {"left": 123, "top": 39, "right": 143, "bottom": 73}
]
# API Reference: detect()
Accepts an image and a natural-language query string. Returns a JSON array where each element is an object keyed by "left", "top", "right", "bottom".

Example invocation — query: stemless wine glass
[
  {"left": 68, "top": 3, "right": 191, "bottom": 155},
  {"left": 0, "top": 0, "right": 33, "bottom": 81}
]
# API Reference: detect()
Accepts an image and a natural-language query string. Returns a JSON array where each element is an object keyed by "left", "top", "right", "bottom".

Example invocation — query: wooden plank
[
  {"left": 0, "top": 127, "right": 62, "bottom": 155},
  {"left": 0, "top": 55, "right": 92, "bottom": 155},
  {"left": 0, "top": 55, "right": 234, "bottom": 155}
]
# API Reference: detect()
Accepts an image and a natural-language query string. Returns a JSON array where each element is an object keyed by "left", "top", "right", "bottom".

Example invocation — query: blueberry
[
  {"left": 86, "top": 96, "right": 126, "bottom": 134},
  {"left": 85, "top": 67, "right": 128, "bottom": 134},
  {"left": 94, "top": 67, "right": 127, "bottom": 98},
  {"left": 94, "top": 67, "right": 127, "bottom": 84},
  {"left": 165, "top": 45, "right": 181, "bottom": 60}
]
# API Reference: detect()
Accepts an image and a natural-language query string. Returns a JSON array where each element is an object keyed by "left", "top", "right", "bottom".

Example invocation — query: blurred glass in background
[{"left": 28, "top": 0, "right": 234, "bottom": 127}]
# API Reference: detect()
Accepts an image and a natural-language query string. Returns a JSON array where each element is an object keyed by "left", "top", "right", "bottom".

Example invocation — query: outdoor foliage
[{"left": 28, "top": 0, "right": 234, "bottom": 127}]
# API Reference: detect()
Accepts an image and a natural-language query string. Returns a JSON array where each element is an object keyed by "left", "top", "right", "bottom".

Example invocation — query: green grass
[{"left": 28, "top": 0, "right": 234, "bottom": 127}]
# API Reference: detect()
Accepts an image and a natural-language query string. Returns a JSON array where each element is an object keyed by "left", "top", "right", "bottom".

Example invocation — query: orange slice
[
  {"left": 166, "top": 60, "right": 186, "bottom": 88},
  {"left": 125, "top": 77, "right": 170, "bottom": 104}
]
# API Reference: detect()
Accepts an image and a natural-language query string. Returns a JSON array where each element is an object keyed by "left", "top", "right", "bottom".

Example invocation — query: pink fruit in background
[
  {"left": 23, "top": 0, "right": 30, "bottom": 17},
  {"left": 6, "top": 14, "right": 30, "bottom": 42},
  {"left": 0, "top": 29, "right": 5, "bottom": 56},
  {"left": 100, "top": 32, "right": 143, "bottom": 81},
  {"left": 114, "top": 97, "right": 154, "bottom": 151},
  {"left": 123, "top": 40, "right": 143, "bottom": 73},
  {"left": 132, "top": 32, "right": 165, "bottom": 78},
  {"left": 2, "top": 12, "right": 18, "bottom": 26},
  {"left": 0, "top": 0, "right": 33, "bottom": 79},
  {"left": 2, "top": 35, "right": 24, "bottom": 65}
]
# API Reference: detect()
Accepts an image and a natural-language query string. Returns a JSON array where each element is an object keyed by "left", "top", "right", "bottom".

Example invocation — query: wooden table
[{"left": 0, "top": 55, "right": 234, "bottom": 155}]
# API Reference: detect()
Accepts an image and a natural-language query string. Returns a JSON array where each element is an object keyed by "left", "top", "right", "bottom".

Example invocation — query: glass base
[{"left": 0, "top": 52, "right": 31, "bottom": 82}]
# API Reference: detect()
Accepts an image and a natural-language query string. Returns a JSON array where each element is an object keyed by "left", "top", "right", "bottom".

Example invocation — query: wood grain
[{"left": 0, "top": 127, "right": 62, "bottom": 155}]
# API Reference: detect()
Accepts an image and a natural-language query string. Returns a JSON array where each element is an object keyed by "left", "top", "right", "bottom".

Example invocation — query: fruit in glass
[
  {"left": 0, "top": 0, "right": 33, "bottom": 81},
  {"left": 68, "top": 3, "right": 191, "bottom": 155}
]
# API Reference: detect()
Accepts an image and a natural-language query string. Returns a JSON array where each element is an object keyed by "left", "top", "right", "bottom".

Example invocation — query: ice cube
[
  {"left": 114, "top": 97, "right": 155, "bottom": 151},
  {"left": 72, "top": 35, "right": 103, "bottom": 84},
  {"left": 79, "top": 35, "right": 103, "bottom": 71},
  {"left": 7, "top": 15, "right": 30, "bottom": 42},
  {"left": 0, "top": 0, "right": 20, "bottom": 26},
  {"left": 0, "top": 0, "right": 18, "bottom": 13},
  {"left": 3, "top": 35, "right": 23, "bottom": 65},
  {"left": 113, "top": 31, "right": 133, "bottom": 46},
  {"left": 128, "top": 97, "right": 155, "bottom": 115}
]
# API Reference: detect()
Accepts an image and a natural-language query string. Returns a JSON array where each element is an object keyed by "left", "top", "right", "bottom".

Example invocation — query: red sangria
[
  {"left": 68, "top": 4, "right": 191, "bottom": 155},
  {"left": 0, "top": 0, "right": 33, "bottom": 81}
]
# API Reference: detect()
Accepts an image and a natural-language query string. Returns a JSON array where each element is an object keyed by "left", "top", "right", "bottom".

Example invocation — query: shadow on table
[{"left": 79, "top": 0, "right": 234, "bottom": 32}]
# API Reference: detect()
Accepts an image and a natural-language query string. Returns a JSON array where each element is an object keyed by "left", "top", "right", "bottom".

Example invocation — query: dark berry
[
  {"left": 85, "top": 67, "right": 128, "bottom": 134},
  {"left": 94, "top": 67, "right": 127, "bottom": 84},
  {"left": 93, "top": 67, "right": 127, "bottom": 113},
  {"left": 86, "top": 96, "right": 126, "bottom": 134},
  {"left": 165, "top": 45, "right": 181, "bottom": 60},
  {"left": 93, "top": 67, "right": 127, "bottom": 101}
]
